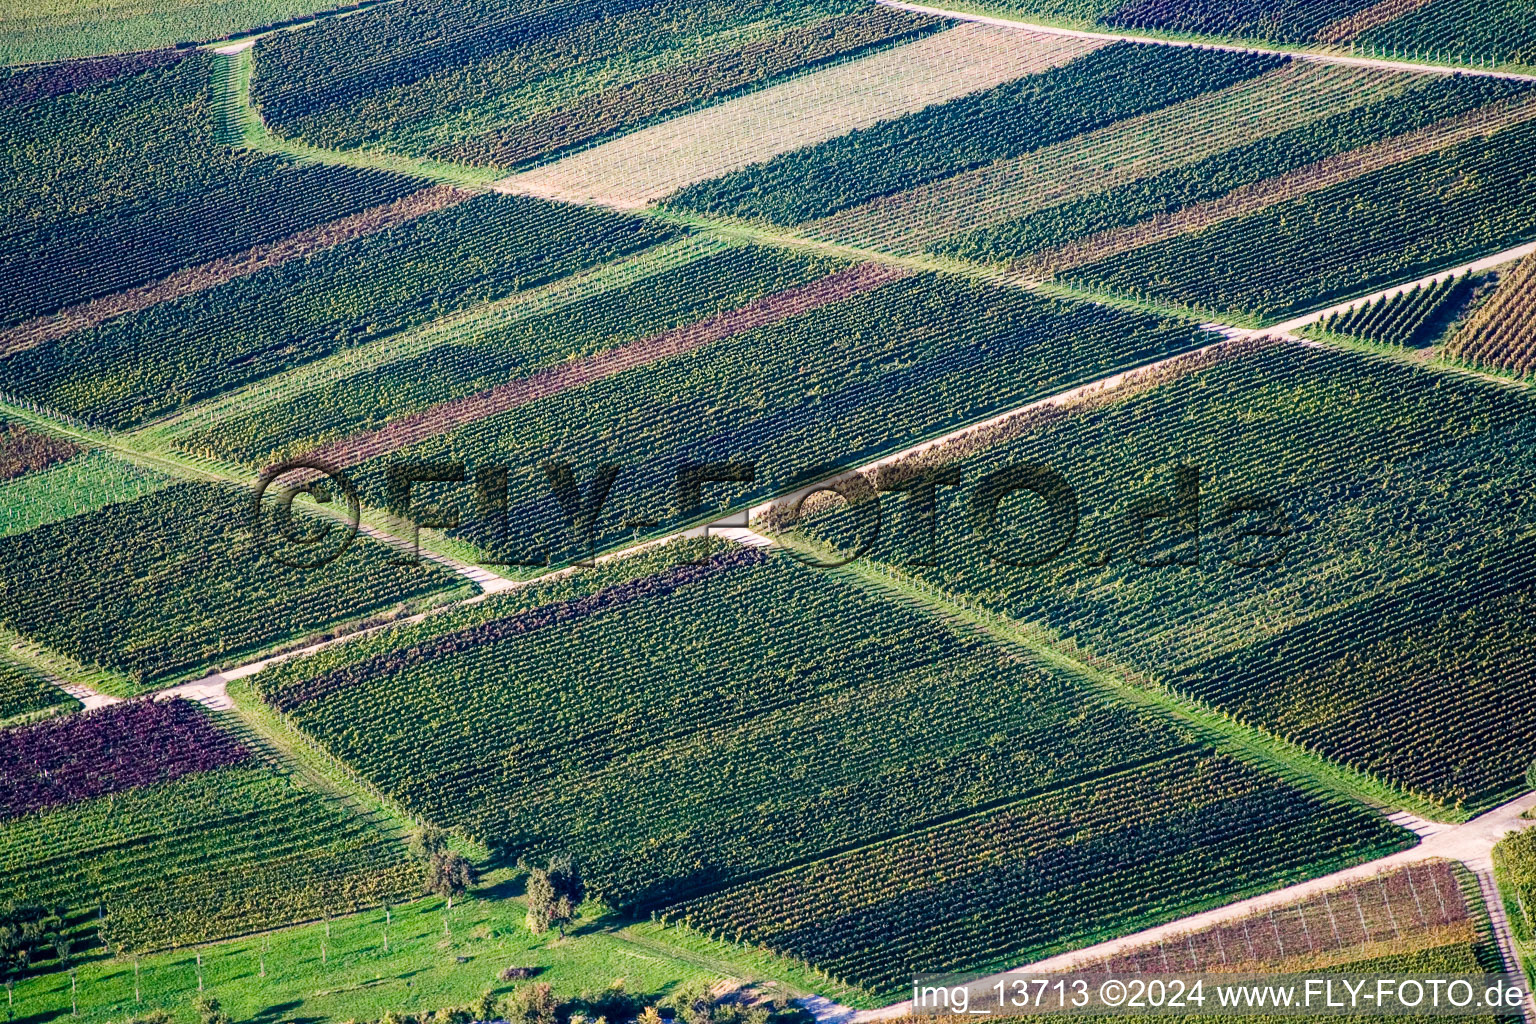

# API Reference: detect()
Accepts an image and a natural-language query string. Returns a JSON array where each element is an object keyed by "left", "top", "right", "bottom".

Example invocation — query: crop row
[
  {"left": 0, "top": 661, "right": 71, "bottom": 722},
  {"left": 0, "top": 482, "right": 464, "bottom": 685},
  {"left": 441, "top": 7, "right": 941, "bottom": 169},
  {"left": 250, "top": 0, "right": 866, "bottom": 151},
  {"left": 667, "top": 43, "right": 1286, "bottom": 225},
  {"left": 0, "top": 51, "right": 442, "bottom": 331},
  {"left": 1357, "top": 0, "right": 1536, "bottom": 69},
  {"left": 962, "top": 0, "right": 1531, "bottom": 69},
  {"left": 1171, "top": 556, "right": 1536, "bottom": 809},
  {"left": 0, "top": 699, "right": 248, "bottom": 820},
  {"left": 941, "top": 74, "right": 1529, "bottom": 265},
  {"left": 667, "top": 749, "right": 1410, "bottom": 997},
  {"left": 336, "top": 273, "right": 1206, "bottom": 567},
  {"left": 0, "top": 760, "right": 419, "bottom": 951},
  {"left": 257, "top": 546, "right": 1194, "bottom": 910},
  {"left": 1068, "top": 116, "right": 1536, "bottom": 321},
  {"left": 0, "top": 421, "right": 77, "bottom": 481},
  {"left": 0, "top": 47, "right": 185, "bottom": 108},
  {"left": 1102, "top": 0, "right": 1378, "bottom": 44},
  {"left": 0, "top": 193, "right": 674, "bottom": 429},
  {"left": 794, "top": 338, "right": 1536, "bottom": 809},
  {"left": 1446, "top": 253, "right": 1536, "bottom": 375},
  {"left": 1317, "top": 274, "right": 1471, "bottom": 347},
  {"left": 1092, "top": 862, "right": 1471, "bottom": 973},
  {"left": 179, "top": 242, "right": 846, "bottom": 467}
]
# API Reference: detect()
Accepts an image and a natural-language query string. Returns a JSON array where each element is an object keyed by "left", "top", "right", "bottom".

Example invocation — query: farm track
[{"left": 873, "top": 0, "right": 1536, "bottom": 82}]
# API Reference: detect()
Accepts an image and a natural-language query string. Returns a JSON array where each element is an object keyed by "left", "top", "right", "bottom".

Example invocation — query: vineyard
[
  {"left": 0, "top": 699, "right": 420, "bottom": 953},
  {"left": 0, "top": 659, "right": 74, "bottom": 723},
  {"left": 249, "top": 0, "right": 940, "bottom": 166},
  {"left": 0, "top": 193, "right": 674, "bottom": 429},
  {"left": 938, "top": 73, "right": 1529, "bottom": 267},
  {"left": 791, "top": 339, "right": 1536, "bottom": 811},
  {"left": 928, "top": 0, "right": 1536, "bottom": 71},
  {"left": 256, "top": 545, "right": 1198, "bottom": 909},
  {"left": 0, "top": 0, "right": 352, "bottom": 63},
  {"left": 254, "top": 543, "right": 1412, "bottom": 994},
  {"left": 1445, "top": 253, "right": 1536, "bottom": 375},
  {"left": 0, "top": 53, "right": 431, "bottom": 331},
  {"left": 338, "top": 273, "right": 1207, "bottom": 566},
  {"left": 1085, "top": 861, "right": 1488, "bottom": 973},
  {"left": 0, "top": 420, "right": 78, "bottom": 481},
  {"left": 1310, "top": 274, "right": 1474, "bottom": 347},
  {"left": 8, "top": 0, "right": 1536, "bottom": 1016},
  {"left": 0, "top": 448, "right": 170, "bottom": 538},
  {"left": 0, "top": 482, "right": 466, "bottom": 685},
  {"left": 179, "top": 242, "right": 849, "bottom": 466},
  {"left": 666, "top": 44, "right": 1286, "bottom": 225},
  {"left": 1055, "top": 114, "right": 1536, "bottom": 321},
  {"left": 666, "top": 749, "right": 1408, "bottom": 996}
]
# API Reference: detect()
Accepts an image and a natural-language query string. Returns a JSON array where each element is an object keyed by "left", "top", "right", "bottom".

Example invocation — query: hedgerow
[
  {"left": 942, "top": 74, "right": 1530, "bottom": 264},
  {"left": 0, "top": 194, "right": 674, "bottom": 429},
  {"left": 794, "top": 339, "right": 1536, "bottom": 810},
  {"left": 0, "top": 708, "right": 418, "bottom": 952},
  {"left": 1069, "top": 118, "right": 1536, "bottom": 321},
  {"left": 0, "top": 482, "right": 466, "bottom": 686},
  {"left": 342, "top": 273, "right": 1206, "bottom": 566},
  {"left": 181, "top": 243, "right": 846, "bottom": 467},
  {"left": 669, "top": 749, "right": 1408, "bottom": 997},
  {"left": 257, "top": 546, "right": 1195, "bottom": 911},
  {"left": 665, "top": 44, "right": 1286, "bottom": 224}
]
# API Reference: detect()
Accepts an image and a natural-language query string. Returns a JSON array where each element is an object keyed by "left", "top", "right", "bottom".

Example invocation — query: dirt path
[{"left": 875, "top": 0, "right": 1536, "bottom": 83}]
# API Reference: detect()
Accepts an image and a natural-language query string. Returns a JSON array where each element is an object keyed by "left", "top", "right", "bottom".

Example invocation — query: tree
[
  {"left": 409, "top": 825, "right": 448, "bottom": 862},
  {"left": 525, "top": 855, "right": 584, "bottom": 937},
  {"left": 499, "top": 982, "right": 558, "bottom": 1024},
  {"left": 426, "top": 849, "right": 477, "bottom": 909}
]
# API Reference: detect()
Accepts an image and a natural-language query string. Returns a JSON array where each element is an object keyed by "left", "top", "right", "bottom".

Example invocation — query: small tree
[
  {"left": 426, "top": 850, "right": 476, "bottom": 909},
  {"left": 193, "top": 994, "right": 231, "bottom": 1024},
  {"left": 410, "top": 825, "right": 449, "bottom": 862},
  {"left": 525, "top": 855, "right": 584, "bottom": 937},
  {"left": 500, "top": 982, "right": 558, "bottom": 1024}
]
